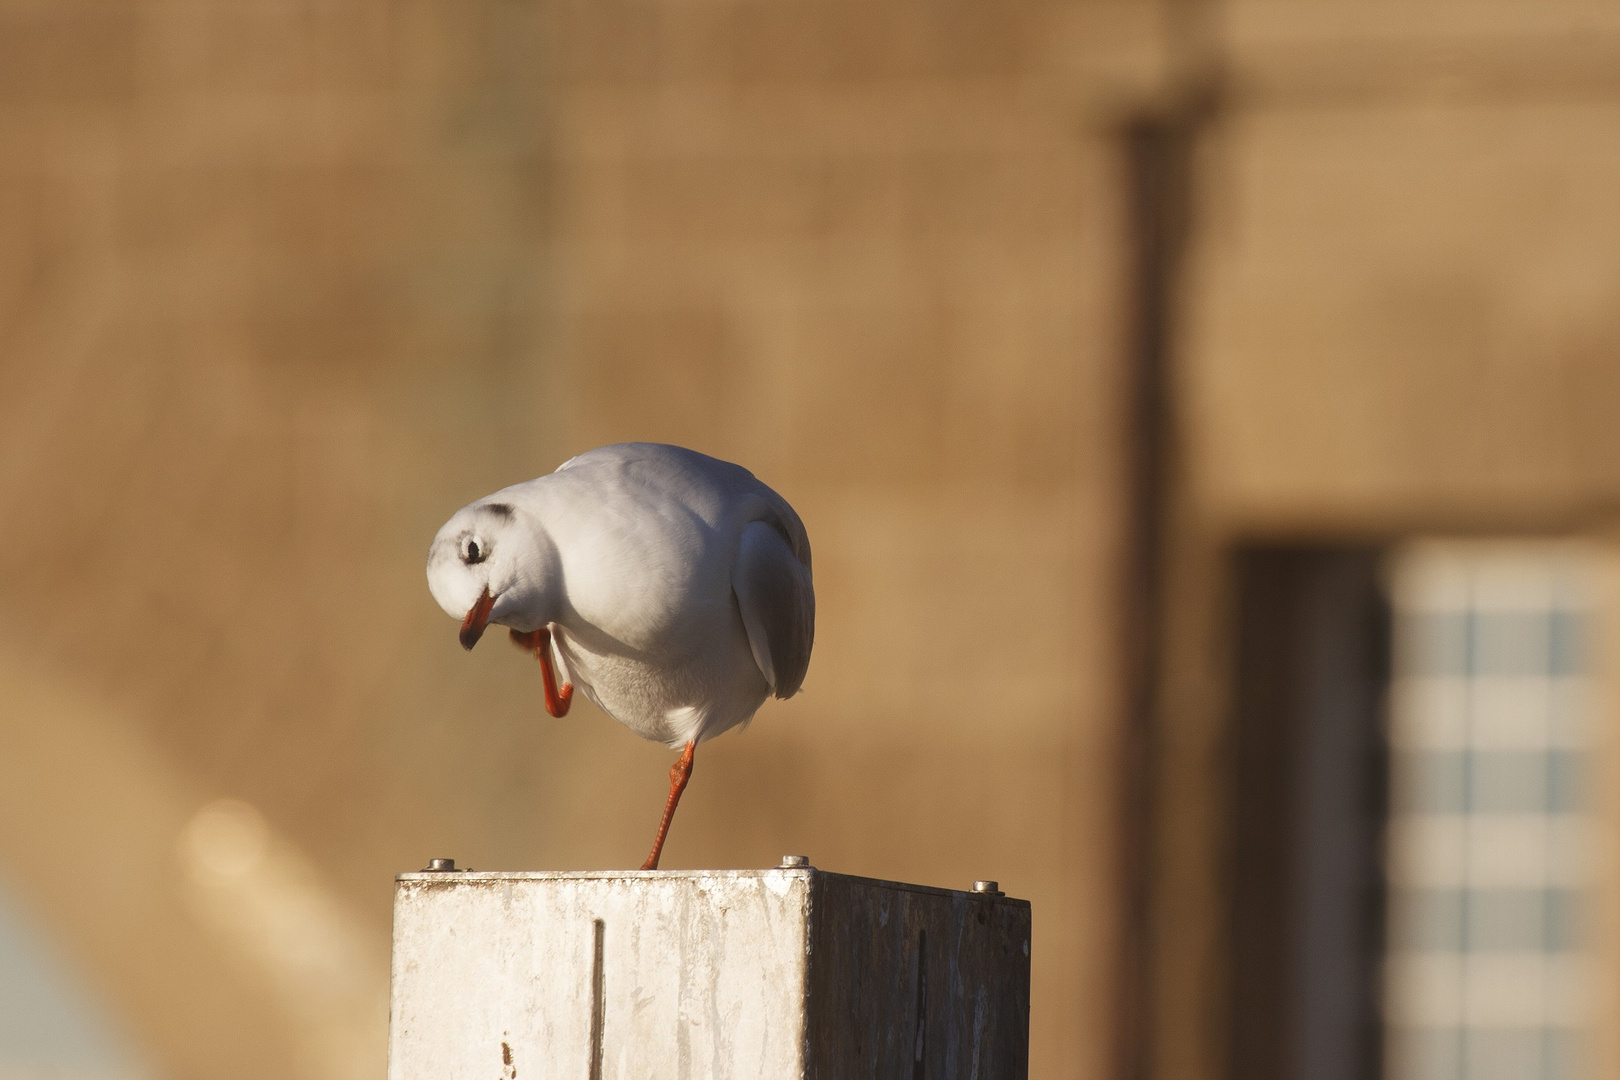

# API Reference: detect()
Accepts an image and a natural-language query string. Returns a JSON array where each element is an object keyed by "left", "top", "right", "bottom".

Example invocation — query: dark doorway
[{"left": 1227, "top": 547, "right": 1391, "bottom": 1080}]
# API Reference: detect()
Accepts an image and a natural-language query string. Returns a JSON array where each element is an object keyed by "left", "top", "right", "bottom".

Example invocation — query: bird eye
[{"left": 462, "top": 537, "right": 487, "bottom": 565}]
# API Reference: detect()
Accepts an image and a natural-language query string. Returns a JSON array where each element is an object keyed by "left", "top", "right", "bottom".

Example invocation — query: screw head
[
  {"left": 424, "top": 857, "right": 457, "bottom": 872},
  {"left": 779, "top": 854, "right": 811, "bottom": 869},
  {"left": 972, "top": 879, "right": 1000, "bottom": 894}
]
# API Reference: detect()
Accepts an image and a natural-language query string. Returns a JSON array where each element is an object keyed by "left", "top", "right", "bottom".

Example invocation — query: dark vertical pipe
[{"left": 1113, "top": 113, "right": 1198, "bottom": 1080}]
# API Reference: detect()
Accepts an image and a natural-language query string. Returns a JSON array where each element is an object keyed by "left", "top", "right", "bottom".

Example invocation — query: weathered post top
[{"left": 388, "top": 857, "right": 1031, "bottom": 1080}]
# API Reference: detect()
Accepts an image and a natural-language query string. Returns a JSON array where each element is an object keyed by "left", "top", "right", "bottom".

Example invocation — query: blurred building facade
[{"left": 0, "top": 1, "right": 1618, "bottom": 1079}]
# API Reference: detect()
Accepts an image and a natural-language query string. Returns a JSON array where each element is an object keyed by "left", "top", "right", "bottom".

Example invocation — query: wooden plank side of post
[
  {"left": 806, "top": 873, "right": 1032, "bottom": 1079},
  {"left": 387, "top": 865, "right": 1030, "bottom": 1079}
]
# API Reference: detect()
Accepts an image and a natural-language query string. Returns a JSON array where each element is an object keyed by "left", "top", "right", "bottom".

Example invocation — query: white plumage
[{"left": 426, "top": 443, "right": 814, "bottom": 868}]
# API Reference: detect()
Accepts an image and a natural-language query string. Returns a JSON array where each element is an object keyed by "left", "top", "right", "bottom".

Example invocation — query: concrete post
[{"left": 387, "top": 858, "right": 1030, "bottom": 1079}]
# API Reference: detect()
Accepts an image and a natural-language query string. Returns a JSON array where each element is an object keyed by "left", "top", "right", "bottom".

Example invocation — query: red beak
[{"left": 459, "top": 587, "right": 497, "bottom": 650}]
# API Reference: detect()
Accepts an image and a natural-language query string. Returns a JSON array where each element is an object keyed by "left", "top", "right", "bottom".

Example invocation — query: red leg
[
  {"left": 641, "top": 740, "right": 696, "bottom": 870},
  {"left": 509, "top": 627, "right": 574, "bottom": 717}
]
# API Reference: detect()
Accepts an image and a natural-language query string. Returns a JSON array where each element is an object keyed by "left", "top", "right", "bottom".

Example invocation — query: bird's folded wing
[{"left": 732, "top": 518, "right": 815, "bottom": 698}]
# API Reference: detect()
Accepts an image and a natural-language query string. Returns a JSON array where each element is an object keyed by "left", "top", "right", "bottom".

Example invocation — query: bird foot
[{"left": 509, "top": 627, "right": 574, "bottom": 717}]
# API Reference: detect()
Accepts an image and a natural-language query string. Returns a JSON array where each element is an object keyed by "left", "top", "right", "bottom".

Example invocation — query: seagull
[{"left": 426, "top": 443, "right": 815, "bottom": 870}]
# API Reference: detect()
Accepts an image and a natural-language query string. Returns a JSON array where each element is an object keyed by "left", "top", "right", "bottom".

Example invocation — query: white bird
[{"left": 426, "top": 443, "right": 814, "bottom": 869}]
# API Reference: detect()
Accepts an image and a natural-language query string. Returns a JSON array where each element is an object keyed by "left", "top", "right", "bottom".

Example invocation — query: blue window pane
[
  {"left": 1549, "top": 611, "right": 1585, "bottom": 677},
  {"left": 1548, "top": 752, "right": 1583, "bottom": 813},
  {"left": 1545, "top": 889, "right": 1583, "bottom": 952},
  {"left": 1394, "top": 752, "right": 1582, "bottom": 813},
  {"left": 1390, "top": 1029, "right": 1463, "bottom": 1080},
  {"left": 1400, "top": 612, "right": 1471, "bottom": 676},
  {"left": 1465, "top": 1029, "right": 1551, "bottom": 1080},
  {"left": 1389, "top": 889, "right": 1465, "bottom": 951}
]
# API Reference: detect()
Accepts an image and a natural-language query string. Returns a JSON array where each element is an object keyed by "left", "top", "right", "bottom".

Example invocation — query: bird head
[{"left": 426, "top": 500, "right": 555, "bottom": 650}]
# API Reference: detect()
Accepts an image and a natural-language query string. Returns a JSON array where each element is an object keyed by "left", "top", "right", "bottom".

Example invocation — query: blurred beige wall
[{"left": 0, "top": 2, "right": 1171, "bottom": 1078}]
